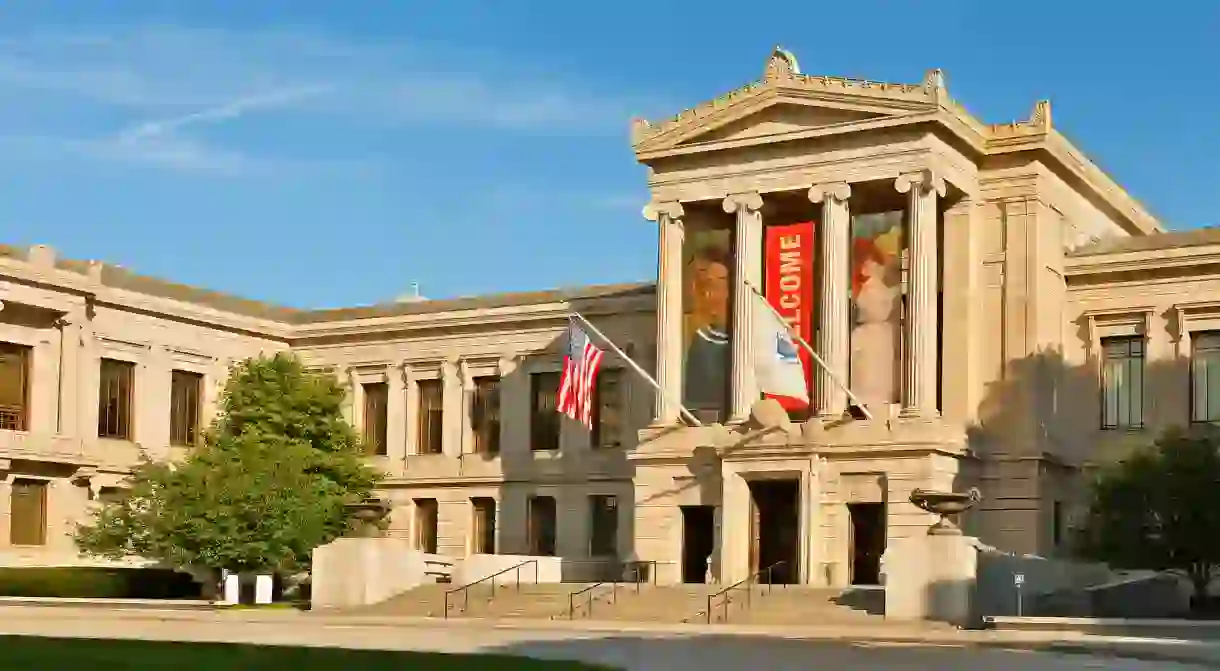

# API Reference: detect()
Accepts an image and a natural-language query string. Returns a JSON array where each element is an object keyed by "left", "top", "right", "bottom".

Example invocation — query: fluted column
[
  {"left": 724, "top": 192, "right": 764, "bottom": 422},
  {"left": 643, "top": 201, "right": 685, "bottom": 424},
  {"left": 895, "top": 169, "right": 945, "bottom": 418},
  {"left": 808, "top": 182, "right": 852, "bottom": 418}
]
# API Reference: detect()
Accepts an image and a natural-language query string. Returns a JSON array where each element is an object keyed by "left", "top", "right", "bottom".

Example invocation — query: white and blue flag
[{"left": 751, "top": 291, "right": 809, "bottom": 403}]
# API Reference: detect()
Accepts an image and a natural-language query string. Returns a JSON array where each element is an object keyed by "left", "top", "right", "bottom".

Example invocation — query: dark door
[
  {"left": 848, "top": 502, "right": 886, "bottom": 585},
  {"left": 681, "top": 505, "right": 716, "bottom": 583}
]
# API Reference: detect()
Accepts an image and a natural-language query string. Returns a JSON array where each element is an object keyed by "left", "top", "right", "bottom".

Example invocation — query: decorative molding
[
  {"left": 96, "top": 335, "right": 151, "bottom": 352},
  {"left": 807, "top": 181, "right": 851, "bottom": 204},
  {"left": 721, "top": 191, "right": 763, "bottom": 214},
  {"left": 1081, "top": 306, "right": 1156, "bottom": 355},
  {"left": 642, "top": 200, "right": 685, "bottom": 222},
  {"left": 895, "top": 168, "right": 947, "bottom": 198}
]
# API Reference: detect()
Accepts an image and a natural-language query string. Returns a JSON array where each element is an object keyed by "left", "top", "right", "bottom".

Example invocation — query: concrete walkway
[{"left": 0, "top": 605, "right": 1214, "bottom": 669}]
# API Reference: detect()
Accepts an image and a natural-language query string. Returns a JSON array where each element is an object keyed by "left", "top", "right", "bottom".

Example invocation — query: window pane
[
  {"left": 98, "top": 359, "right": 135, "bottom": 440},
  {"left": 472, "top": 377, "right": 501, "bottom": 454},
  {"left": 531, "top": 373, "right": 560, "bottom": 451},
  {"left": 591, "top": 370, "right": 622, "bottom": 449},
  {"left": 1100, "top": 336, "right": 1143, "bottom": 429},
  {"left": 9, "top": 479, "right": 47, "bottom": 546},
  {"left": 362, "top": 382, "right": 389, "bottom": 456},
  {"left": 169, "top": 370, "right": 203, "bottom": 446},
  {"left": 417, "top": 379, "right": 443, "bottom": 454},
  {"left": 0, "top": 343, "right": 30, "bottom": 431}
]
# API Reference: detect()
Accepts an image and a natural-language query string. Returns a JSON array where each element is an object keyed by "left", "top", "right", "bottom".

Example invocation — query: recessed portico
[{"left": 631, "top": 47, "right": 980, "bottom": 588}]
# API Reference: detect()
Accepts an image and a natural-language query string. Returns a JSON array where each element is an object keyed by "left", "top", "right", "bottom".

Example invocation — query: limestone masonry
[{"left": 2, "top": 48, "right": 1217, "bottom": 589}]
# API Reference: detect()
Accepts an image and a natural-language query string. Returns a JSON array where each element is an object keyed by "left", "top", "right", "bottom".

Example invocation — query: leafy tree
[
  {"left": 1076, "top": 426, "right": 1220, "bottom": 604},
  {"left": 76, "top": 353, "right": 381, "bottom": 575}
]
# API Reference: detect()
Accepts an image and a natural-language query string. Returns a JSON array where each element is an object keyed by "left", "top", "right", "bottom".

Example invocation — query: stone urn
[
  {"left": 908, "top": 488, "right": 982, "bottom": 536},
  {"left": 345, "top": 498, "right": 391, "bottom": 538}
]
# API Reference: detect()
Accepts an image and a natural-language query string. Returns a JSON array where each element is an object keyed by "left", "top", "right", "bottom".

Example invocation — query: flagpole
[
  {"left": 743, "top": 281, "right": 873, "bottom": 421},
  {"left": 569, "top": 312, "right": 704, "bottom": 427}
]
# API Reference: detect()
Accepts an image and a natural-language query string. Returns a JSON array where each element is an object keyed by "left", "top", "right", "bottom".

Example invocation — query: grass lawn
[{"left": 0, "top": 636, "right": 615, "bottom": 670}]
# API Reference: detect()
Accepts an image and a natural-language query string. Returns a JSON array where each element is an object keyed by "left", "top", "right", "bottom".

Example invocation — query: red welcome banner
[{"left": 763, "top": 222, "right": 816, "bottom": 411}]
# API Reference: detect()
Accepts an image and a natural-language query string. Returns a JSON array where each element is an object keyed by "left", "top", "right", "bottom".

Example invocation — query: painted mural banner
[
  {"left": 849, "top": 211, "right": 905, "bottom": 408},
  {"left": 763, "top": 222, "right": 815, "bottom": 411},
  {"left": 682, "top": 221, "right": 732, "bottom": 417}
]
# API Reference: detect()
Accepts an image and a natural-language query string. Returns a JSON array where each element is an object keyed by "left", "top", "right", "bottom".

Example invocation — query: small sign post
[{"left": 1014, "top": 573, "right": 1025, "bottom": 616}]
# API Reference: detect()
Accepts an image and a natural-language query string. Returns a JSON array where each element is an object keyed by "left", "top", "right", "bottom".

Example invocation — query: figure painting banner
[
  {"left": 849, "top": 211, "right": 904, "bottom": 408},
  {"left": 681, "top": 222, "right": 733, "bottom": 417}
]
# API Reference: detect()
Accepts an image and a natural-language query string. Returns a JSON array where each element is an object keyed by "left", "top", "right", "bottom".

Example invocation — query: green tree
[
  {"left": 75, "top": 353, "right": 381, "bottom": 575},
  {"left": 1076, "top": 426, "right": 1220, "bottom": 604}
]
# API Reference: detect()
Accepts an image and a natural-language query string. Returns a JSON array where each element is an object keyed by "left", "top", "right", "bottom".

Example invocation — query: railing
[
  {"left": 442, "top": 559, "right": 538, "bottom": 619},
  {"left": 692, "top": 560, "right": 788, "bottom": 624},
  {"left": 564, "top": 560, "right": 656, "bottom": 620}
]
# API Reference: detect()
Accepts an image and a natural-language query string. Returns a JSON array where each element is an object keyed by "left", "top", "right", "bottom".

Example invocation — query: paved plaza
[{"left": 0, "top": 607, "right": 1207, "bottom": 670}]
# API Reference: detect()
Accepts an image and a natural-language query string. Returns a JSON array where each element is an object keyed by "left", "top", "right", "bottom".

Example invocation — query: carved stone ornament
[
  {"left": 642, "top": 201, "right": 685, "bottom": 223},
  {"left": 763, "top": 46, "right": 801, "bottom": 83},
  {"left": 909, "top": 488, "right": 982, "bottom": 536},
  {"left": 895, "top": 168, "right": 947, "bottom": 198}
]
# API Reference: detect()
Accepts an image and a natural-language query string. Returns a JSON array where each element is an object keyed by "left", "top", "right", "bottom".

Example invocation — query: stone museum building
[{"left": 1, "top": 48, "right": 1217, "bottom": 588}]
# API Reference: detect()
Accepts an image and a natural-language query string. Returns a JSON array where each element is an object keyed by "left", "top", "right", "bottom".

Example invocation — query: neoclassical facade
[{"left": 2, "top": 48, "right": 1217, "bottom": 589}]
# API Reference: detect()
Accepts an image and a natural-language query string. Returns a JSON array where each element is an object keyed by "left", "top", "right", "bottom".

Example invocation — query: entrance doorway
[
  {"left": 848, "top": 502, "right": 886, "bottom": 585},
  {"left": 748, "top": 479, "right": 800, "bottom": 585},
  {"left": 680, "top": 505, "right": 716, "bottom": 583}
]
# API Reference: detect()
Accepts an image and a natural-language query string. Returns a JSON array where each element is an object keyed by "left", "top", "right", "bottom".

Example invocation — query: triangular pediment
[
  {"left": 678, "top": 102, "right": 890, "bottom": 146},
  {"left": 631, "top": 47, "right": 946, "bottom": 156}
]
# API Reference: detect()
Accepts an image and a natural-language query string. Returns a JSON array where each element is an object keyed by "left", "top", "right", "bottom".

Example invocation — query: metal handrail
[
  {"left": 699, "top": 560, "right": 788, "bottom": 624},
  {"left": 442, "top": 559, "right": 538, "bottom": 618},
  {"left": 563, "top": 560, "right": 654, "bottom": 620}
]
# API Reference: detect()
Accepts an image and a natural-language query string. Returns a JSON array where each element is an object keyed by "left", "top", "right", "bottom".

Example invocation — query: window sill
[{"left": 1100, "top": 426, "right": 1146, "bottom": 433}]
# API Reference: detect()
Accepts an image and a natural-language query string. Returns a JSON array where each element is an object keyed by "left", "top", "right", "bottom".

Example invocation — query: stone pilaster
[
  {"left": 808, "top": 182, "right": 852, "bottom": 418},
  {"left": 385, "top": 361, "right": 408, "bottom": 461},
  {"left": 441, "top": 358, "right": 462, "bottom": 457},
  {"left": 724, "top": 191, "right": 764, "bottom": 422},
  {"left": 895, "top": 169, "right": 946, "bottom": 418},
  {"left": 643, "top": 201, "right": 685, "bottom": 425}
]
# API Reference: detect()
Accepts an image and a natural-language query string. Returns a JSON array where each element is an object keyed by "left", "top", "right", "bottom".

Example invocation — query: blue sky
[{"left": 1, "top": 1, "right": 1217, "bottom": 308}]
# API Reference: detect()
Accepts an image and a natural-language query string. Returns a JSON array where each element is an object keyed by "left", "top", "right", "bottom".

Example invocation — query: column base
[{"left": 898, "top": 406, "right": 941, "bottom": 421}]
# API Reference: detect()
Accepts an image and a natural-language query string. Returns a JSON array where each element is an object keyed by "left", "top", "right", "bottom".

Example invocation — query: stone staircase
[
  {"left": 353, "top": 581, "right": 935, "bottom": 630},
  {"left": 357, "top": 581, "right": 597, "bottom": 619}
]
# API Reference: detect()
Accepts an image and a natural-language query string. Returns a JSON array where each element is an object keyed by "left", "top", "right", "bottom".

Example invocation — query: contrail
[{"left": 119, "top": 84, "right": 330, "bottom": 141}]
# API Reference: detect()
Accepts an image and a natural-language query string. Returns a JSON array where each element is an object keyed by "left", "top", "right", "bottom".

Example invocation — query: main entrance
[
  {"left": 848, "top": 502, "right": 886, "bottom": 585},
  {"left": 748, "top": 479, "right": 800, "bottom": 585},
  {"left": 680, "top": 505, "right": 716, "bottom": 584}
]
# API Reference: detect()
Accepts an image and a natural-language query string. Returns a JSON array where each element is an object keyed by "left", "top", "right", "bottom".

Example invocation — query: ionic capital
[
  {"left": 643, "top": 200, "right": 685, "bottom": 222},
  {"left": 721, "top": 191, "right": 763, "bottom": 214},
  {"left": 807, "top": 182, "right": 852, "bottom": 204},
  {"left": 895, "top": 168, "right": 947, "bottom": 197}
]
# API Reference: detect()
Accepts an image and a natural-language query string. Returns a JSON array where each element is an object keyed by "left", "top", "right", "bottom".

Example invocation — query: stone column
[
  {"left": 385, "top": 361, "right": 408, "bottom": 462},
  {"left": 808, "top": 182, "right": 852, "bottom": 418},
  {"left": 895, "top": 169, "right": 946, "bottom": 418},
  {"left": 724, "top": 191, "right": 764, "bottom": 423},
  {"left": 643, "top": 201, "right": 685, "bottom": 424}
]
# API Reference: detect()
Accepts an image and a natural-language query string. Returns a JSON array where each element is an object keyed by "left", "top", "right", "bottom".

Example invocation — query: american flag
[{"left": 556, "top": 320, "right": 605, "bottom": 428}]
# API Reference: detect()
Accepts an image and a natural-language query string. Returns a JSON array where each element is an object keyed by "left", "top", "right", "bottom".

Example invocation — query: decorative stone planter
[
  {"left": 345, "top": 498, "right": 391, "bottom": 538},
  {"left": 909, "top": 488, "right": 982, "bottom": 535}
]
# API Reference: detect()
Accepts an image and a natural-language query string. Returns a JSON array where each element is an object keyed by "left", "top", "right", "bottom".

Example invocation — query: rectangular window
[
  {"left": 1192, "top": 332, "right": 1220, "bottom": 423},
  {"left": 9, "top": 479, "right": 47, "bottom": 546},
  {"left": 0, "top": 342, "right": 30, "bottom": 431},
  {"left": 471, "top": 376, "right": 501, "bottom": 455},
  {"left": 1051, "top": 500, "right": 1064, "bottom": 547},
  {"left": 414, "top": 498, "right": 439, "bottom": 554},
  {"left": 417, "top": 379, "right": 443, "bottom": 455},
  {"left": 530, "top": 372, "right": 560, "bottom": 451},
  {"left": 591, "top": 370, "right": 623, "bottom": 449},
  {"left": 588, "top": 494, "right": 619, "bottom": 557},
  {"left": 98, "top": 358, "right": 135, "bottom": 440},
  {"left": 169, "top": 370, "right": 203, "bottom": 446},
  {"left": 471, "top": 497, "right": 497, "bottom": 554},
  {"left": 362, "top": 381, "right": 389, "bottom": 456},
  {"left": 1100, "top": 336, "right": 1144, "bottom": 429},
  {"left": 527, "top": 495, "right": 557, "bottom": 556}
]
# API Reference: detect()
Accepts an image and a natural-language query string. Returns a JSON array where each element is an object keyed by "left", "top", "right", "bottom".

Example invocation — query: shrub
[{"left": 0, "top": 567, "right": 201, "bottom": 599}]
